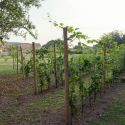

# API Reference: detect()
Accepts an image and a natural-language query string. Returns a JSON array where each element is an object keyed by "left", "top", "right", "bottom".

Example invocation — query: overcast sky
[{"left": 9, "top": 0, "right": 125, "bottom": 45}]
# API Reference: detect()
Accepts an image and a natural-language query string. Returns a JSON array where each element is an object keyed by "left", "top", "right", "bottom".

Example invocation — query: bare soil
[{"left": 0, "top": 74, "right": 125, "bottom": 125}]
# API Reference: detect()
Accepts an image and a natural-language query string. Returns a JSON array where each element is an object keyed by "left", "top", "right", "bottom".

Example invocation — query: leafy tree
[
  {"left": 73, "top": 42, "right": 83, "bottom": 50},
  {"left": 0, "top": 0, "right": 44, "bottom": 40},
  {"left": 42, "top": 39, "right": 63, "bottom": 49},
  {"left": 100, "top": 31, "right": 125, "bottom": 45}
]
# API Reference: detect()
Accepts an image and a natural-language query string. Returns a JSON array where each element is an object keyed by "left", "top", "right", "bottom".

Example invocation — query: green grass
[
  {"left": 0, "top": 56, "right": 13, "bottom": 63},
  {"left": 0, "top": 65, "right": 16, "bottom": 74},
  {"left": 0, "top": 56, "right": 16, "bottom": 74},
  {"left": 0, "top": 55, "right": 30, "bottom": 74},
  {"left": 94, "top": 90, "right": 125, "bottom": 125},
  {"left": 27, "top": 89, "right": 64, "bottom": 110},
  {"left": 0, "top": 89, "right": 64, "bottom": 125},
  {"left": 0, "top": 107, "right": 18, "bottom": 125},
  {"left": 94, "top": 101, "right": 125, "bottom": 125}
]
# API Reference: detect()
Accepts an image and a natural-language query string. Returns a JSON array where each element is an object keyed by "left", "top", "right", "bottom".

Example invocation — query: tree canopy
[
  {"left": 42, "top": 39, "right": 64, "bottom": 49},
  {"left": 101, "top": 31, "right": 125, "bottom": 45},
  {"left": 0, "top": 0, "right": 43, "bottom": 40}
]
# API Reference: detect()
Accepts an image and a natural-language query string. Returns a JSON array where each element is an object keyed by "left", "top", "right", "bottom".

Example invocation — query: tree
[
  {"left": 102, "top": 30, "right": 125, "bottom": 45},
  {"left": 0, "top": 0, "right": 43, "bottom": 40},
  {"left": 110, "top": 31, "right": 123, "bottom": 44},
  {"left": 42, "top": 39, "right": 64, "bottom": 49},
  {"left": 73, "top": 42, "right": 83, "bottom": 49}
]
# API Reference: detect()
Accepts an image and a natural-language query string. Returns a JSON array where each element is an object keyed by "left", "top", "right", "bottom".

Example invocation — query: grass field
[
  {"left": 94, "top": 101, "right": 125, "bottom": 125},
  {"left": 0, "top": 65, "right": 16, "bottom": 74},
  {"left": 0, "top": 56, "right": 17, "bottom": 74},
  {"left": 93, "top": 82, "right": 125, "bottom": 125}
]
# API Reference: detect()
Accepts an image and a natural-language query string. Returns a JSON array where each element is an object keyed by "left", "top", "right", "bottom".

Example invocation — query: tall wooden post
[
  {"left": 124, "top": 52, "right": 125, "bottom": 70},
  {"left": 20, "top": 46, "right": 24, "bottom": 78},
  {"left": 13, "top": 53, "right": 14, "bottom": 69},
  {"left": 103, "top": 43, "right": 106, "bottom": 86},
  {"left": 63, "top": 27, "right": 70, "bottom": 125},
  {"left": 11, "top": 46, "right": 14, "bottom": 69},
  {"left": 32, "top": 42, "right": 37, "bottom": 95},
  {"left": 54, "top": 41, "right": 58, "bottom": 88},
  {"left": 16, "top": 46, "right": 19, "bottom": 74}
]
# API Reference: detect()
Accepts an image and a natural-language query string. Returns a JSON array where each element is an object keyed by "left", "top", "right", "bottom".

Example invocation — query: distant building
[
  {"left": 20, "top": 43, "right": 41, "bottom": 51},
  {"left": 0, "top": 42, "right": 41, "bottom": 56}
]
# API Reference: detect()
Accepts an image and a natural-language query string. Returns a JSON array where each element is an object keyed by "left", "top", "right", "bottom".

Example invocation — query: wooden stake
[
  {"left": 103, "top": 44, "right": 106, "bottom": 82},
  {"left": 103, "top": 43, "right": 106, "bottom": 91},
  {"left": 16, "top": 46, "right": 19, "bottom": 74},
  {"left": 54, "top": 41, "right": 58, "bottom": 88},
  {"left": 20, "top": 46, "right": 24, "bottom": 78},
  {"left": 63, "top": 27, "right": 71, "bottom": 125},
  {"left": 13, "top": 53, "right": 14, "bottom": 69},
  {"left": 124, "top": 53, "right": 125, "bottom": 70},
  {"left": 32, "top": 42, "right": 37, "bottom": 95}
]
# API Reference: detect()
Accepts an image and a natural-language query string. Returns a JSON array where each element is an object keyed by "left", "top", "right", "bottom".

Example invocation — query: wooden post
[
  {"left": 32, "top": 42, "right": 37, "bottom": 95},
  {"left": 54, "top": 41, "right": 58, "bottom": 88},
  {"left": 16, "top": 46, "right": 19, "bottom": 74},
  {"left": 124, "top": 52, "right": 125, "bottom": 70},
  {"left": 103, "top": 44, "right": 106, "bottom": 87},
  {"left": 13, "top": 53, "right": 14, "bottom": 69},
  {"left": 63, "top": 27, "right": 70, "bottom": 125},
  {"left": 11, "top": 46, "right": 15, "bottom": 69},
  {"left": 20, "top": 46, "right": 24, "bottom": 78}
]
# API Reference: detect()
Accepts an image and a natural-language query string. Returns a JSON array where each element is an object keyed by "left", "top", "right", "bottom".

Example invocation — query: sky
[{"left": 9, "top": 0, "right": 125, "bottom": 45}]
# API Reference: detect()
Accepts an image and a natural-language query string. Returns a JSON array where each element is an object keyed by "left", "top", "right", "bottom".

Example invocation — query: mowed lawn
[
  {"left": 0, "top": 56, "right": 16, "bottom": 74},
  {"left": 0, "top": 54, "right": 32, "bottom": 74},
  {"left": 0, "top": 65, "right": 16, "bottom": 74}
]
